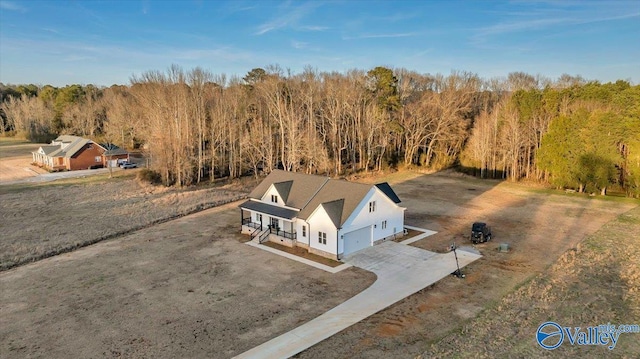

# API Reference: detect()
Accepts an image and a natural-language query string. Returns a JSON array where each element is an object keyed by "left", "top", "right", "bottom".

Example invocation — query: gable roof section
[
  {"left": 248, "top": 170, "right": 329, "bottom": 209},
  {"left": 273, "top": 180, "right": 293, "bottom": 203},
  {"left": 47, "top": 135, "right": 92, "bottom": 158},
  {"left": 375, "top": 182, "right": 402, "bottom": 203},
  {"left": 39, "top": 145, "right": 60, "bottom": 155},
  {"left": 319, "top": 199, "right": 345, "bottom": 228},
  {"left": 62, "top": 138, "right": 92, "bottom": 158},
  {"left": 298, "top": 179, "right": 372, "bottom": 227}
]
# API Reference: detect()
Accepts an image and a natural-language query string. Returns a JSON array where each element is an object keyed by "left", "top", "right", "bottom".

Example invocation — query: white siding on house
[
  {"left": 261, "top": 185, "right": 284, "bottom": 206},
  {"left": 341, "top": 187, "right": 405, "bottom": 244},
  {"left": 252, "top": 211, "right": 264, "bottom": 226},
  {"left": 295, "top": 220, "right": 309, "bottom": 245},
  {"left": 306, "top": 205, "right": 338, "bottom": 255}
]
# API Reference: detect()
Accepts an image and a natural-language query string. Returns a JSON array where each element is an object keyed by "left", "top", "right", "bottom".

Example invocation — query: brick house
[{"left": 32, "top": 135, "right": 129, "bottom": 171}]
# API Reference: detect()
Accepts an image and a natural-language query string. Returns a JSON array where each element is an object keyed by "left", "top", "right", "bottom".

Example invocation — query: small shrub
[{"left": 137, "top": 168, "right": 161, "bottom": 185}]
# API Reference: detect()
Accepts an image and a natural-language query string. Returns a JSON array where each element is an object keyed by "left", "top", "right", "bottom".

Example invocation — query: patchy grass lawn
[{"left": 0, "top": 177, "right": 248, "bottom": 270}]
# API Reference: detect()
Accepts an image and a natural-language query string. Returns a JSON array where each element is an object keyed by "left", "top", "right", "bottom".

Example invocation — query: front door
[{"left": 270, "top": 217, "right": 279, "bottom": 231}]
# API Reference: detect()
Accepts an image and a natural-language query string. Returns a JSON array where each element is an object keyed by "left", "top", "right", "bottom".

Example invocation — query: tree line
[{"left": 1, "top": 66, "right": 638, "bottom": 197}]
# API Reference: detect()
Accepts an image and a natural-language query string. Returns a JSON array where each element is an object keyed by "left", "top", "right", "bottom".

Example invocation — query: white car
[{"left": 119, "top": 162, "right": 138, "bottom": 169}]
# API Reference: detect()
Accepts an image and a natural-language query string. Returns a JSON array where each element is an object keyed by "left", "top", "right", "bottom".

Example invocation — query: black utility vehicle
[{"left": 471, "top": 222, "right": 492, "bottom": 244}]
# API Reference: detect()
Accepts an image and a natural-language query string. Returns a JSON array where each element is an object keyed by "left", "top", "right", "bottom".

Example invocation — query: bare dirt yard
[
  {"left": 0, "top": 202, "right": 376, "bottom": 358},
  {"left": 0, "top": 137, "right": 48, "bottom": 182},
  {"left": 0, "top": 169, "right": 637, "bottom": 358}
]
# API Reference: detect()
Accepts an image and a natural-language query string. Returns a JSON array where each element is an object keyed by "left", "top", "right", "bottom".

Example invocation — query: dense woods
[{"left": 1, "top": 67, "right": 639, "bottom": 197}]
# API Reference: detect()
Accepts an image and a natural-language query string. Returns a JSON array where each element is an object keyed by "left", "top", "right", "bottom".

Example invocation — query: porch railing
[
  {"left": 269, "top": 227, "right": 297, "bottom": 240},
  {"left": 258, "top": 229, "right": 270, "bottom": 243},
  {"left": 242, "top": 218, "right": 262, "bottom": 229}
]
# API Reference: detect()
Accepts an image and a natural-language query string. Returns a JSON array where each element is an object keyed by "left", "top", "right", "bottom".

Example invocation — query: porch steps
[{"left": 251, "top": 228, "right": 269, "bottom": 244}]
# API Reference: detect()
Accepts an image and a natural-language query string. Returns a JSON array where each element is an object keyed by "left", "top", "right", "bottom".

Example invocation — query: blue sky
[{"left": 0, "top": 0, "right": 638, "bottom": 87}]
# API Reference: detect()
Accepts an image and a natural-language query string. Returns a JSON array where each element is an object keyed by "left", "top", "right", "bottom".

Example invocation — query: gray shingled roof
[
  {"left": 39, "top": 145, "right": 60, "bottom": 155},
  {"left": 101, "top": 143, "right": 128, "bottom": 156},
  {"left": 47, "top": 135, "right": 92, "bottom": 158},
  {"left": 248, "top": 170, "right": 329, "bottom": 209},
  {"left": 62, "top": 138, "right": 91, "bottom": 158},
  {"left": 239, "top": 200, "right": 298, "bottom": 220},
  {"left": 273, "top": 180, "right": 293, "bottom": 203},
  {"left": 375, "top": 182, "right": 402, "bottom": 203},
  {"left": 244, "top": 170, "right": 402, "bottom": 229},
  {"left": 297, "top": 179, "right": 372, "bottom": 226},
  {"left": 319, "top": 199, "right": 344, "bottom": 228}
]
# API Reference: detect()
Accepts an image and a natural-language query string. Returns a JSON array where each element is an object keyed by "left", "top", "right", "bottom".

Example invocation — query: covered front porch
[{"left": 239, "top": 200, "right": 298, "bottom": 245}]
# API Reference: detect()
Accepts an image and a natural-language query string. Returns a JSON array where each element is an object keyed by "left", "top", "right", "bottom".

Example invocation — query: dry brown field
[{"left": 1, "top": 144, "right": 637, "bottom": 358}]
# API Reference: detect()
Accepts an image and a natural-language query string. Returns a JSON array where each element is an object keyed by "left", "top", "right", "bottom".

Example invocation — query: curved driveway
[{"left": 235, "top": 241, "right": 482, "bottom": 359}]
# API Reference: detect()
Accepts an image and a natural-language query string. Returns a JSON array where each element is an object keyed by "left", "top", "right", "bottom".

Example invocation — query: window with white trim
[
  {"left": 255, "top": 213, "right": 262, "bottom": 222},
  {"left": 382, "top": 220, "right": 387, "bottom": 229},
  {"left": 94, "top": 156, "right": 101, "bottom": 163},
  {"left": 271, "top": 194, "right": 278, "bottom": 203},
  {"left": 318, "top": 231, "right": 326, "bottom": 245},
  {"left": 302, "top": 225, "right": 306, "bottom": 237},
  {"left": 369, "top": 201, "right": 376, "bottom": 212}
]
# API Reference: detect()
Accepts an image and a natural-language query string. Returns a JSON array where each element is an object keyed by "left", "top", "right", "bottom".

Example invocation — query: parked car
[
  {"left": 470, "top": 222, "right": 492, "bottom": 244},
  {"left": 119, "top": 161, "right": 138, "bottom": 169}
]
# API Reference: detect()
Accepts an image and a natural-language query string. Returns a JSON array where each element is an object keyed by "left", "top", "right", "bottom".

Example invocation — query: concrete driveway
[{"left": 235, "top": 241, "right": 482, "bottom": 359}]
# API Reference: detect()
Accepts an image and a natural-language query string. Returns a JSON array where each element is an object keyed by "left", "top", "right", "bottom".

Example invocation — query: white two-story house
[{"left": 240, "top": 170, "right": 405, "bottom": 259}]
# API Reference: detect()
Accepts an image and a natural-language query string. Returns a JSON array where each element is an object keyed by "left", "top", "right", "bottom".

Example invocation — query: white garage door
[{"left": 343, "top": 226, "right": 371, "bottom": 256}]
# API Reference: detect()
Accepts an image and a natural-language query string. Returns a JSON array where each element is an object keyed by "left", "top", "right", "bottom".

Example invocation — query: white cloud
[
  {"left": 473, "top": 4, "right": 640, "bottom": 44},
  {"left": 254, "top": 2, "right": 320, "bottom": 35},
  {"left": 300, "top": 25, "right": 329, "bottom": 31},
  {"left": 63, "top": 55, "right": 97, "bottom": 62},
  {"left": 0, "top": 1, "right": 26, "bottom": 11},
  {"left": 343, "top": 32, "right": 418, "bottom": 40},
  {"left": 291, "top": 40, "right": 308, "bottom": 49}
]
